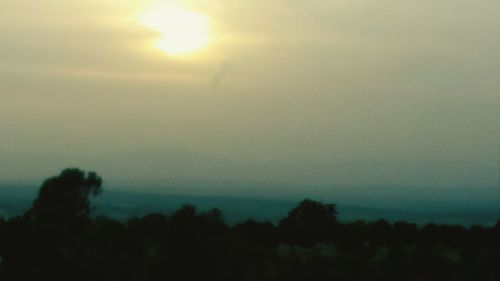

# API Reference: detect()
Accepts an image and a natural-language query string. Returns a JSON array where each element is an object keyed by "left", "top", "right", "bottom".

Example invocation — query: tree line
[{"left": 0, "top": 168, "right": 499, "bottom": 280}]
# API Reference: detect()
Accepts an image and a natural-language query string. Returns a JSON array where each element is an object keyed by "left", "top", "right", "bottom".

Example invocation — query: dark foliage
[
  {"left": 278, "top": 199, "right": 338, "bottom": 246},
  {"left": 24, "top": 168, "right": 102, "bottom": 224},
  {"left": 0, "top": 169, "right": 499, "bottom": 281}
]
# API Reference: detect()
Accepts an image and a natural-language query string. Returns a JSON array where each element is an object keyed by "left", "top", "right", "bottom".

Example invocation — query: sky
[{"left": 1, "top": 0, "right": 499, "bottom": 201}]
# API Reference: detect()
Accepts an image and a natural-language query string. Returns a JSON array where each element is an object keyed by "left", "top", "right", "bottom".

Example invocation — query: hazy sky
[{"left": 1, "top": 0, "right": 499, "bottom": 196}]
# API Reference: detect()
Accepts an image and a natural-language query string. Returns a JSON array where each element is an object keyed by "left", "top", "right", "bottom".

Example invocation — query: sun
[{"left": 139, "top": 2, "right": 210, "bottom": 56}]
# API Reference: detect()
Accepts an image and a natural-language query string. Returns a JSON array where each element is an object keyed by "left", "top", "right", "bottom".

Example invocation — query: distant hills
[{"left": 1, "top": 184, "right": 498, "bottom": 226}]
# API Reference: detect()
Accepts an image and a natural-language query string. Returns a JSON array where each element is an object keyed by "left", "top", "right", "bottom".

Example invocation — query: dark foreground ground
[{"left": 2, "top": 201, "right": 500, "bottom": 280}]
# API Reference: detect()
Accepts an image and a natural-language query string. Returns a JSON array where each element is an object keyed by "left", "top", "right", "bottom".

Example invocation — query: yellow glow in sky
[{"left": 139, "top": 2, "right": 210, "bottom": 56}]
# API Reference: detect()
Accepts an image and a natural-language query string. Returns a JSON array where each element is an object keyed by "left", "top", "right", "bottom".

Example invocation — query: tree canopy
[
  {"left": 24, "top": 168, "right": 102, "bottom": 223},
  {"left": 279, "top": 199, "right": 338, "bottom": 246}
]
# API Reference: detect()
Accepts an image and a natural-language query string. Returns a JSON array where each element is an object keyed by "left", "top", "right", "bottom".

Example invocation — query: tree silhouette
[
  {"left": 279, "top": 199, "right": 338, "bottom": 246},
  {"left": 24, "top": 168, "right": 102, "bottom": 224}
]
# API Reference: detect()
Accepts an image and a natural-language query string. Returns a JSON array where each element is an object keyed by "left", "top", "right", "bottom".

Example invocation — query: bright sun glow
[{"left": 139, "top": 2, "right": 210, "bottom": 56}]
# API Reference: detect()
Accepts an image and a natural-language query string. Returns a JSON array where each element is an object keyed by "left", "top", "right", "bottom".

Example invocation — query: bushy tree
[
  {"left": 278, "top": 199, "right": 338, "bottom": 246},
  {"left": 24, "top": 168, "right": 102, "bottom": 223}
]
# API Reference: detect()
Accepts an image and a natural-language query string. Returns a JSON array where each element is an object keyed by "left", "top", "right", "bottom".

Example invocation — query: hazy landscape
[
  {"left": 1, "top": 0, "right": 500, "bottom": 279},
  {"left": 0, "top": 169, "right": 499, "bottom": 280}
]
